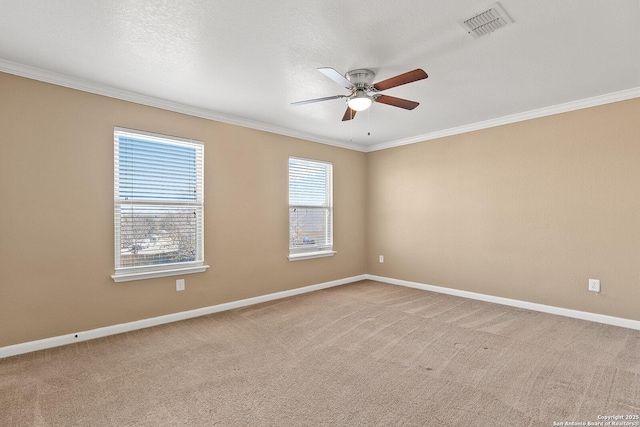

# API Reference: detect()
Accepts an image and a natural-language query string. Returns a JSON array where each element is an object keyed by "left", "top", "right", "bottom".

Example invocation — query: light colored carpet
[{"left": 1, "top": 280, "right": 639, "bottom": 426}]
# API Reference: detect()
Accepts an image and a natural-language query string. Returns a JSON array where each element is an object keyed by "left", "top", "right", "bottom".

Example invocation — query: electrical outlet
[
  {"left": 588, "top": 279, "right": 600, "bottom": 293},
  {"left": 176, "top": 279, "right": 185, "bottom": 291},
  {"left": 379, "top": 255, "right": 384, "bottom": 263}
]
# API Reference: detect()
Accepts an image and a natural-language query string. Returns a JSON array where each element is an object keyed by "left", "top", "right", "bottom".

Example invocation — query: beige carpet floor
[{"left": 1, "top": 280, "right": 639, "bottom": 426}]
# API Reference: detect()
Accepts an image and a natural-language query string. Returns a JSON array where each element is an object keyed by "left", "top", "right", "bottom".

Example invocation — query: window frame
[
  {"left": 288, "top": 156, "right": 335, "bottom": 261},
  {"left": 112, "top": 127, "right": 208, "bottom": 282}
]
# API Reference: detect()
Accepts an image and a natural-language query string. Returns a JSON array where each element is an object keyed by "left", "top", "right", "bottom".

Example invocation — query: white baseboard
[
  {"left": 366, "top": 274, "right": 640, "bottom": 331},
  {"left": 5, "top": 273, "right": 636, "bottom": 359},
  {"left": 0, "top": 274, "right": 367, "bottom": 359}
]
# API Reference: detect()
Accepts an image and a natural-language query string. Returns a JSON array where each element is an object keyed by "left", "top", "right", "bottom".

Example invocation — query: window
[
  {"left": 288, "top": 157, "right": 335, "bottom": 260},
  {"left": 112, "top": 128, "right": 208, "bottom": 282}
]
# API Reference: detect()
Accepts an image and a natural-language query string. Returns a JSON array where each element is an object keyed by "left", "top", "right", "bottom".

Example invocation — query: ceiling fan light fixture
[
  {"left": 347, "top": 93, "right": 372, "bottom": 111},
  {"left": 293, "top": 67, "right": 427, "bottom": 121}
]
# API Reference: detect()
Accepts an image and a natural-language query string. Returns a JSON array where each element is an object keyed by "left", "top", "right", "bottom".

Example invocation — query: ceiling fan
[{"left": 291, "top": 67, "right": 428, "bottom": 121}]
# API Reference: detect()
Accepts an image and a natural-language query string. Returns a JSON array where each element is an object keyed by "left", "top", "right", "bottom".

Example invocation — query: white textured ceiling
[{"left": 1, "top": 0, "right": 639, "bottom": 151}]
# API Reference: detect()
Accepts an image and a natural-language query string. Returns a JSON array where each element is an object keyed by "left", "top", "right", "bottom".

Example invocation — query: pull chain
[{"left": 350, "top": 106, "right": 354, "bottom": 141}]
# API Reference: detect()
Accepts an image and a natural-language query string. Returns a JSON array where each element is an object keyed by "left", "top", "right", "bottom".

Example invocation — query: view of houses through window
[
  {"left": 114, "top": 137, "right": 331, "bottom": 279},
  {"left": 113, "top": 128, "right": 204, "bottom": 277},
  {"left": 288, "top": 157, "right": 333, "bottom": 256}
]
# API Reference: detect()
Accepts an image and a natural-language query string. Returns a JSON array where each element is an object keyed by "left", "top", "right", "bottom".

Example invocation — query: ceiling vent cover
[{"left": 460, "top": 2, "right": 513, "bottom": 38}]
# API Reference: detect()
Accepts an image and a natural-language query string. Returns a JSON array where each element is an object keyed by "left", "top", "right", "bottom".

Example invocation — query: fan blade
[
  {"left": 374, "top": 94, "right": 419, "bottom": 110},
  {"left": 318, "top": 67, "right": 355, "bottom": 90},
  {"left": 291, "top": 95, "right": 347, "bottom": 106},
  {"left": 341, "top": 107, "right": 357, "bottom": 121},
  {"left": 373, "top": 69, "right": 428, "bottom": 91}
]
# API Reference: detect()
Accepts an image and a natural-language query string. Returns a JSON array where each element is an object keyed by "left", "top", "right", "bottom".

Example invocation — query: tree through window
[
  {"left": 288, "top": 157, "right": 333, "bottom": 260},
  {"left": 112, "top": 128, "right": 206, "bottom": 281}
]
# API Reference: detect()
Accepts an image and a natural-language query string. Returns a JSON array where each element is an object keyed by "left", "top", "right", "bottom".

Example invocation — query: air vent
[{"left": 459, "top": 2, "right": 513, "bottom": 39}]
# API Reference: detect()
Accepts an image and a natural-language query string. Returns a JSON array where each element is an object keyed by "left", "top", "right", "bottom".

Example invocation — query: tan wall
[
  {"left": 2, "top": 70, "right": 638, "bottom": 349},
  {"left": 0, "top": 72, "right": 367, "bottom": 347},
  {"left": 367, "top": 98, "right": 640, "bottom": 321}
]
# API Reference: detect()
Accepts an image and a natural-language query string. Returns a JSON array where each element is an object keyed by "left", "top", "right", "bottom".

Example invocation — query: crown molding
[
  {"left": 366, "top": 87, "right": 640, "bottom": 152},
  {"left": 2, "top": 59, "right": 637, "bottom": 154},
  {"left": 0, "top": 59, "right": 368, "bottom": 153}
]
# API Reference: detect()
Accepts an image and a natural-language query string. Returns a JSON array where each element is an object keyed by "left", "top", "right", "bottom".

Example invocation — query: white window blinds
[
  {"left": 113, "top": 128, "right": 205, "bottom": 281},
  {"left": 289, "top": 157, "right": 333, "bottom": 256}
]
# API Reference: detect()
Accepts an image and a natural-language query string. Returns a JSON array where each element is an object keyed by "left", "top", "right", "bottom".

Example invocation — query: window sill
[
  {"left": 288, "top": 251, "right": 336, "bottom": 261},
  {"left": 112, "top": 264, "right": 210, "bottom": 282}
]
